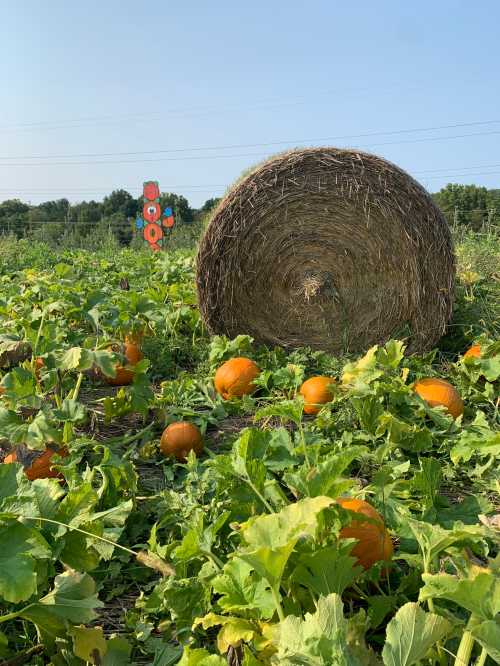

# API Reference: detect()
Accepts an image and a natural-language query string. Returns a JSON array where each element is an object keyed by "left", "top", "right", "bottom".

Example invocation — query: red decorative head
[{"left": 143, "top": 181, "right": 160, "bottom": 201}]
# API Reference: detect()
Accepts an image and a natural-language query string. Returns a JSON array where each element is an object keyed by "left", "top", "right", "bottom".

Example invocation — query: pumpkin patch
[{"left": 0, "top": 226, "right": 497, "bottom": 665}]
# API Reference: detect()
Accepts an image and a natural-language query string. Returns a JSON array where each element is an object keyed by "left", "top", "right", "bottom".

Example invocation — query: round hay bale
[{"left": 196, "top": 147, "right": 455, "bottom": 354}]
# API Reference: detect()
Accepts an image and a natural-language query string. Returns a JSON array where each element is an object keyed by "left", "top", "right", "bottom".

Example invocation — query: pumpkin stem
[
  {"left": 271, "top": 585, "right": 286, "bottom": 623},
  {"left": 22, "top": 515, "right": 175, "bottom": 576},
  {"left": 454, "top": 630, "right": 475, "bottom": 666}
]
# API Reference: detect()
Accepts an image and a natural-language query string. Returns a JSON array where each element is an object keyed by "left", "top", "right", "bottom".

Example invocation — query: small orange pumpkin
[
  {"left": 105, "top": 342, "right": 143, "bottom": 386},
  {"left": 413, "top": 377, "right": 464, "bottom": 419},
  {"left": 299, "top": 376, "right": 335, "bottom": 415},
  {"left": 160, "top": 422, "right": 203, "bottom": 461},
  {"left": 34, "top": 357, "right": 45, "bottom": 379},
  {"left": 214, "top": 357, "right": 260, "bottom": 400},
  {"left": 464, "top": 344, "right": 481, "bottom": 359},
  {"left": 4, "top": 446, "right": 68, "bottom": 481},
  {"left": 337, "top": 497, "right": 393, "bottom": 570}
]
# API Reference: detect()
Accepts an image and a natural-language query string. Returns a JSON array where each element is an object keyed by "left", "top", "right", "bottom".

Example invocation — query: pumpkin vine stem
[
  {"left": 271, "top": 585, "right": 285, "bottom": 623},
  {"left": 22, "top": 515, "right": 174, "bottom": 576},
  {"left": 476, "top": 647, "right": 487, "bottom": 666},
  {"left": 454, "top": 630, "right": 475, "bottom": 666}
]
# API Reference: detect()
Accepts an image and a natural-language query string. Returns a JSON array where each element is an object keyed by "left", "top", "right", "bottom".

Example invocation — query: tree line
[
  {"left": 431, "top": 184, "right": 500, "bottom": 229},
  {"left": 0, "top": 184, "right": 498, "bottom": 247},
  {"left": 0, "top": 189, "right": 222, "bottom": 245}
]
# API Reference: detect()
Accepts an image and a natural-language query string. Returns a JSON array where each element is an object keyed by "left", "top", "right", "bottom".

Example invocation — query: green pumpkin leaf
[
  {"left": 177, "top": 646, "right": 226, "bottom": 666},
  {"left": 20, "top": 570, "right": 103, "bottom": 647},
  {"left": 240, "top": 496, "right": 335, "bottom": 549},
  {"left": 0, "top": 521, "right": 52, "bottom": 602},
  {"left": 194, "top": 613, "right": 258, "bottom": 653},
  {"left": 292, "top": 544, "right": 362, "bottom": 597},
  {"left": 469, "top": 618, "right": 500, "bottom": 663},
  {"left": 419, "top": 571, "right": 499, "bottom": 621},
  {"left": 212, "top": 558, "right": 275, "bottom": 619},
  {"left": 101, "top": 636, "right": 133, "bottom": 666},
  {"left": 272, "top": 593, "right": 360, "bottom": 665},
  {"left": 382, "top": 602, "right": 452, "bottom": 666},
  {"left": 69, "top": 625, "right": 107, "bottom": 661}
]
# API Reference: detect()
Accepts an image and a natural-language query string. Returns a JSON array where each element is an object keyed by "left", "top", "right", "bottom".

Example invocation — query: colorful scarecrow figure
[{"left": 135, "top": 181, "right": 175, "bottom": 251}]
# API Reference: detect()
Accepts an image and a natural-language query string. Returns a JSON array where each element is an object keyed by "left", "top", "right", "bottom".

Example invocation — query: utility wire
[
  {"left": 2, "top": 162, "right": 500, "bottom": 195},
  {"left": 0, "top": 82, "right": 432, "bottom": 133},
  {"left": 2, "top": 128, "right": 500, "bottom": 168},
  {"left": 1, "top": 119, "right": 500, "bottom": 161}
]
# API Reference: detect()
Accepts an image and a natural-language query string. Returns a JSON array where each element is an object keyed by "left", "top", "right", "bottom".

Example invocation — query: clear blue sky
[{"left": 1, "top": 0, "right": 499, "bottom": 207}]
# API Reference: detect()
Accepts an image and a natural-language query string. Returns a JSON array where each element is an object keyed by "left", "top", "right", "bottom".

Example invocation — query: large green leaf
[
  {"left": 271, "top": 593, "right": 361, "bottom": 665},
  {"left": 450, "top": 411, "right": 500, "bottom": 464},
  {"left": 284, "top": 448, "right": 366, "bottom": 499},
  {"left": 194, "top": 612, "right": 258, "bottom": 653},
  {"left": 239, "top": 542, "right": 296, "bottom": 590},
  {"left": 419, "top": 571, "right": 499, "bottom": 621},
  {"left": 407, "top": 518, "right": 485, "bottom": 567},
  {"left": 20, "top": 570, "right": 103, "bottom": 647},
  {"left": 292, "top": 544, "right": 362, "bottom": 597},
  {"left": 212, "top": 558, "right": 275, "bottom": 619},
  {"left": 240, "top": 496, "right": 334, "bottom": 549},
  {"left": 0, "top": 521, "right": 52, "bottom": 602},
  {"left": 69, "top": 625, "right": 107, "bottom": 661},
  {"left": 177, "top": 647, "right": 226, "bottom": 666},
  {"left": 382, "top": 602, "right": 452, "bottom": 666},
  {"left": 469, "top": 618, "right": 500, "bottom": 663}
]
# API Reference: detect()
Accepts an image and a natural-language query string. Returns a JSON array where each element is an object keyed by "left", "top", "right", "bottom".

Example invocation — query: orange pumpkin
[
  {"left": 0, "top": 386, "right": 4, "bottom": 396},
  {"left": 464, "top": 344, "right": 481, "bottom": 359},
  {"left": 160, "top": 422, "right": 203, "bottom": 461},
  {"left": 337, "top": 497, "right": 393, "bottom": 570},
  {"left": 34, "top": 357, "right": 45, "bottom": 379},
  {"left": 214, "top": 357, "right": 260, "bottom": 399},
  {"left": 105, "top": 342, "right": 143, "bottom": 386},
  {"left": 299, "top": 376, "right": 335, "bottom": 415},
  {"left": 125, "top": 331, "right": 144, "bottom": 345},
  {"left": 413, "top": 377, "right": 464, "bottom": 419},
  {"left": 4, "top": 446, "right": 68, "bottom": 481}
]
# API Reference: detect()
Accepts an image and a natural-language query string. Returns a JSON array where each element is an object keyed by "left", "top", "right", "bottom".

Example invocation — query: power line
[
  {"left": 2, "top": 128, "right": 500, "bottom": 169},
  {"left": 1, "top": 119, "right": 500, "bottom": 161},
  {"left": 0, "top": 82, "right": 429, "bottom": 134},
  {"left": 1, "top": 162, "right": 500, "bottom": 196}
]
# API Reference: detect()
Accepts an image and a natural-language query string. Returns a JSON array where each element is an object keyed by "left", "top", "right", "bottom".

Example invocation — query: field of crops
[{"left": 0, "top": 229, "right": 498, "bottom": 666}]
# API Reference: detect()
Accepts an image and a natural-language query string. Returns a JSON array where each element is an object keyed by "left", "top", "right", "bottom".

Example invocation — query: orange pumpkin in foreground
[
  {"left": 464, "top": 344, "right": 481, "bottom": 359},
  {"left": 337, "top": 497, "right": 393, "bottom": 570},
  {"left": 105, "top": 342, "right": 143, "bottom": 386},
  {"left": 4, "top": 446, "right": 68, "bottom": 481},
  {"left": 413, "top": 377, "right": 464, "bottom": 419},
  {"left": 299, "top": 376, "right": 335, "bottom": 415},
  {"left": 160, "top": 422, "right": 203, "bottom": 461},
  {"left": 214, "top": 357, "right": 260, "bottom": 399}
]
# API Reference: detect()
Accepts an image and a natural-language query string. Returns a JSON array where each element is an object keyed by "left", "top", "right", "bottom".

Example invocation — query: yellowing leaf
[
  {"left": 70, "top": 625, "right": 107, "bottom": 661},
  {"left": 193, "top": 613, "right": 258, "bottom": 654}
]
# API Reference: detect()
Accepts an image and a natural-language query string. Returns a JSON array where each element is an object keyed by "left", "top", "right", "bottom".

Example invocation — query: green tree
[
  {"left": 432, "top": 184, "right": 492, "bottom": 229},
  {"left": 0, "top": 199, "right": 30, "bottom": 236},
  {"left": 102, "top": 189, "right": 138, "bottom": 218}
]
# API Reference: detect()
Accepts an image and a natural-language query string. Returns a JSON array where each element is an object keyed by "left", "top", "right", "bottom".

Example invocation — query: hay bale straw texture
[{"left": 196, "top": 147, "right": 455, "bottom": 354}]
